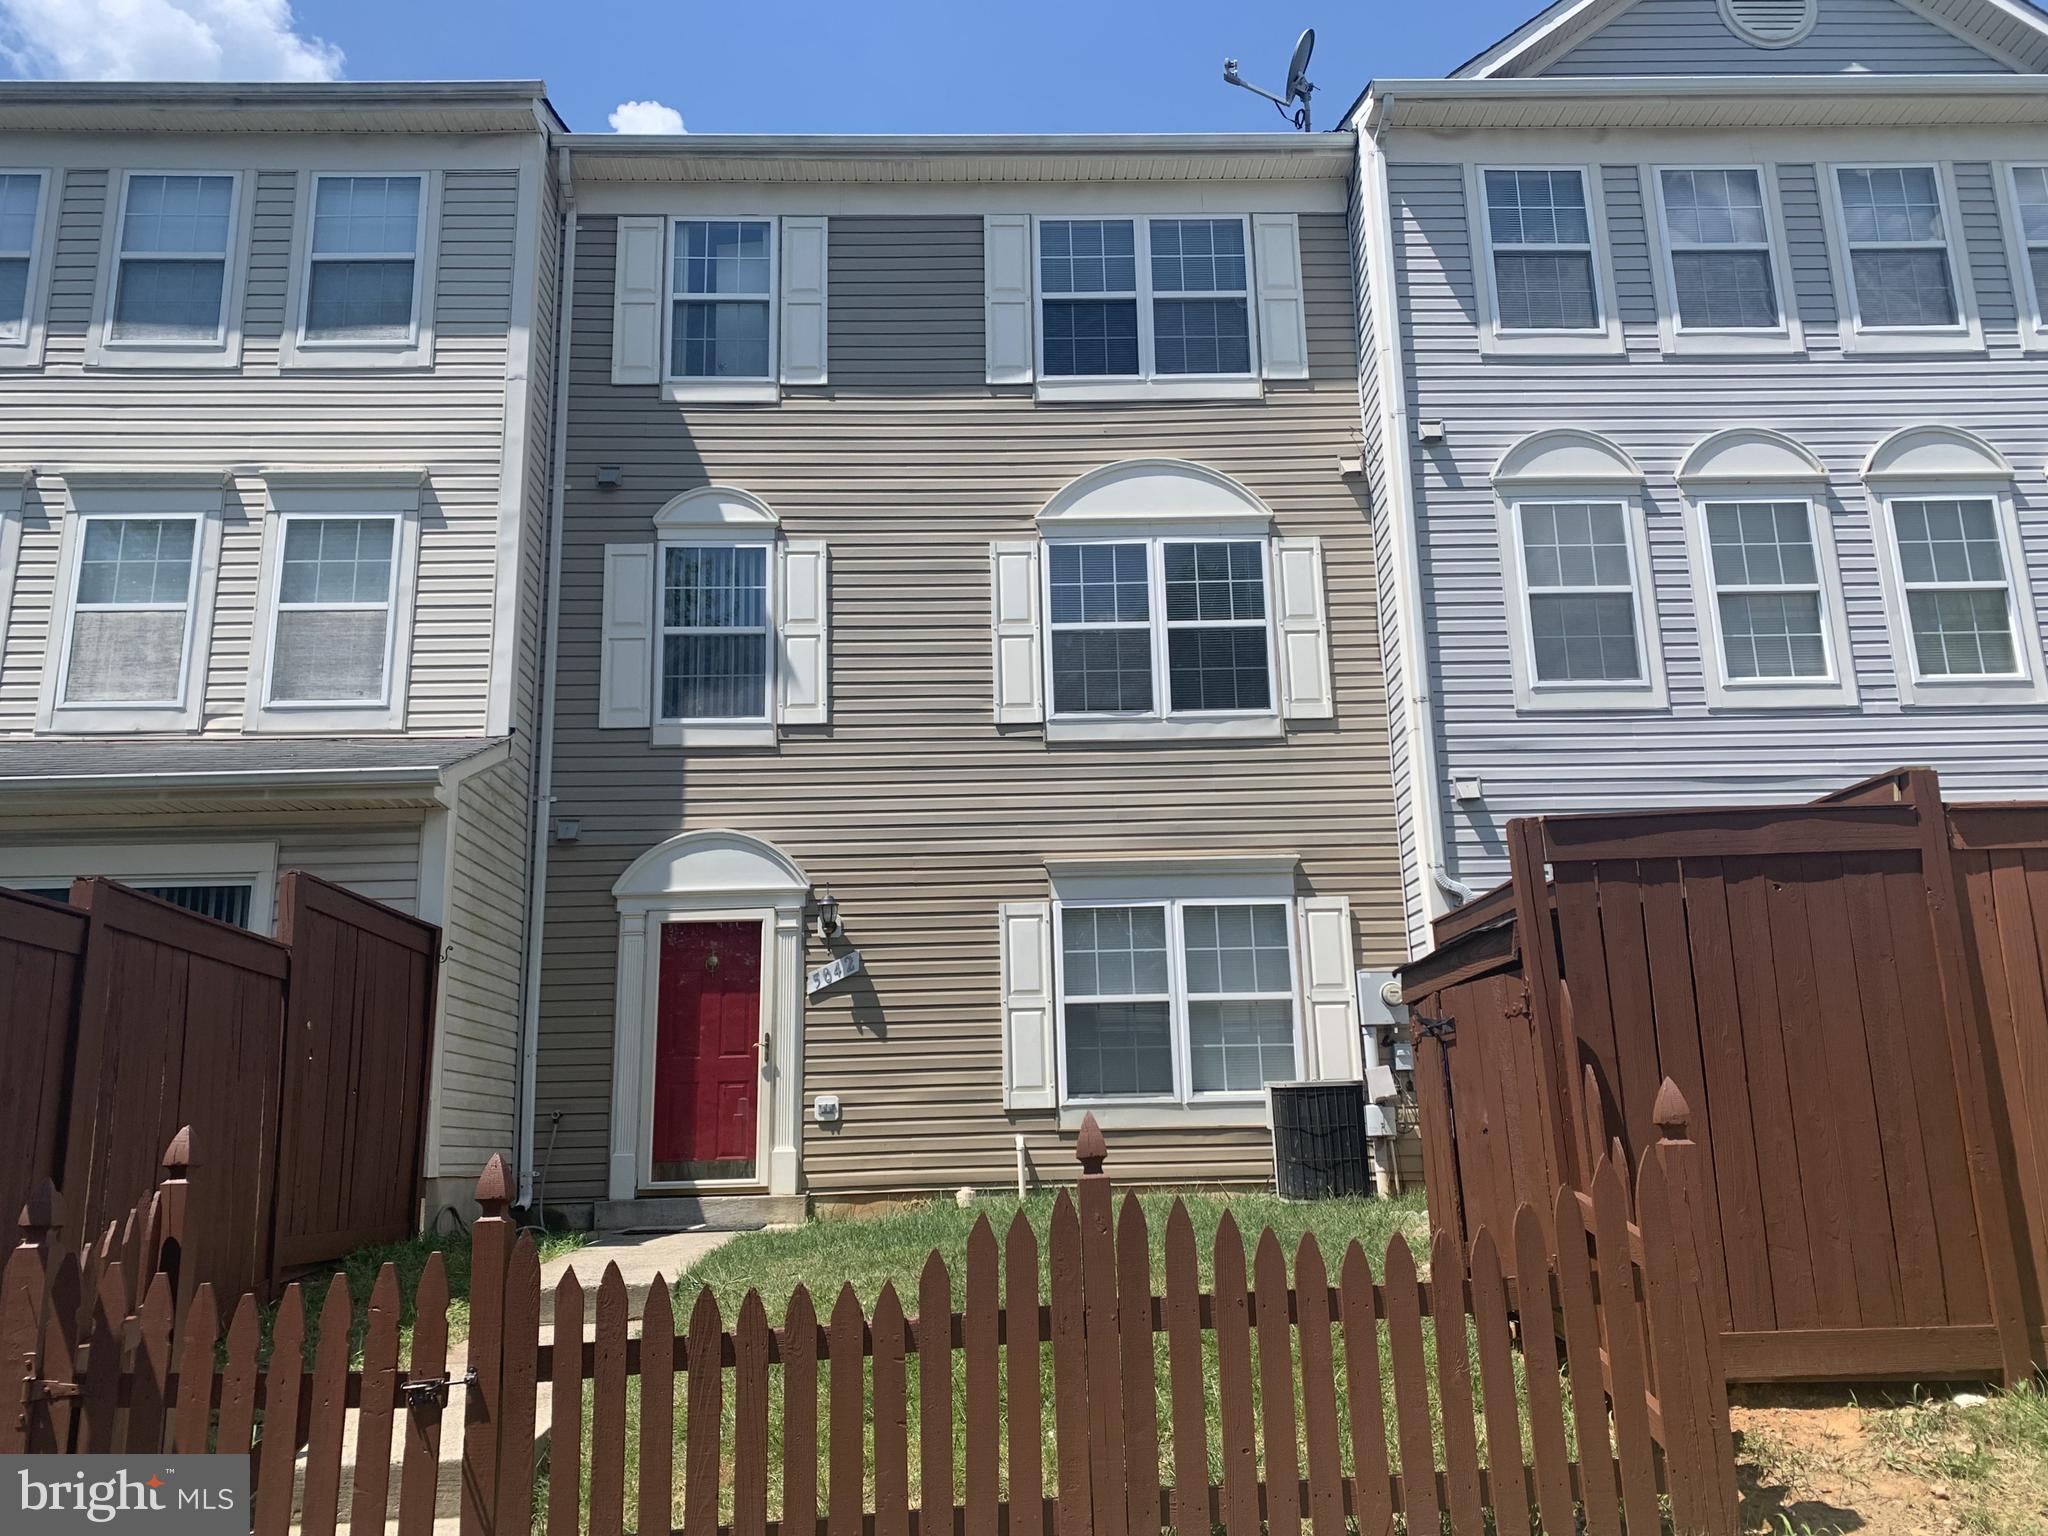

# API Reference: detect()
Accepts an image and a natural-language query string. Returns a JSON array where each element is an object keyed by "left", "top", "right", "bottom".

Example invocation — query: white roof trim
[
  {"left": 1863, "top": 424, "right": 2014, "bottom": 481},
  {"left": 653, "top": 485, "right": 782, "bottom": 532},
  {"left": 1678, "top": 427, "right": 1829, "bottom": 485},
  {"left": 1492, "top": 428, "right": 1645, "bottom": 487},
  {"left": 1038, "top": 458, "right": 1275, "bottom": 525},
  {"left": 1454, "top": 0, "right": 1607, "bottom": 79},
  {"left": 612, "top": 829, "right": 812, "bottom": 901}
]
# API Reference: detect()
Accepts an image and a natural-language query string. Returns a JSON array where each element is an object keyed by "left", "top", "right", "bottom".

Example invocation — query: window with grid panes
[
  {"left": 0, "top": 173, "right": 41, "bottom": 340},
  {"left": 1517, "top": 501, "right": 1643, "bottom": 684},
  {"left": 1889, "top": 498, "right": 2022, "bottom": 678},
  {"left": 1483, "top": 169, "right": 1601, "bottom": 330},
  {"left": 669, "top": 220, "right": 772, "bottom": 379},
  {"left": 111, "top": 174, "right": 234, "bottom": 341},
  {"left": 304, "top": 175, "right": 422, "bottom": 341},
  {"left": 62, "top": 516, "right": 198, "bottom": 704},
  {"left": 1836, "top": 167, "right": 1959, "bottom": 329},
  {"left": 267, "top": 517, "right": 397, "bottom": 703},
  {"left": 1660, "top": 169, "right": 1781, "bottom": 331},
  {"left": 1703, "top": 502, "right": 1829, "bottom": 680},
  {"left": 2011, "top": 166, "right": 2048, "bottom": 325},
  {"left": 660, "top": 544, "right": 772, "bottom": 720}
]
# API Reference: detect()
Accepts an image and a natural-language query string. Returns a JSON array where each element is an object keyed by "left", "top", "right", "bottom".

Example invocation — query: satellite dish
[
  {"left": 1220, "top": 24, "right": 1319, "bottom": 131},
  {"left": 1286, "top": 29, "right": 1316, "bottom": 106}
]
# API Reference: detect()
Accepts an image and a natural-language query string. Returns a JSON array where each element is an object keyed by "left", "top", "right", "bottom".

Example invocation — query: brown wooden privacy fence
[
  {"left": 1, "top": 1115, "right": 1740, "bottom": 1536},
  {"left": 1399, "top": 766, "right": 2048, "bottom": 1386},
  {"left": 0, "top": 871, "right": 438, "bottom": 1299}
]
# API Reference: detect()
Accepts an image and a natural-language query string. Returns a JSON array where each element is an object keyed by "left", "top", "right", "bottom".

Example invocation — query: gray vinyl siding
[
  {"left": 1536, "top": 0, "right": 2012, "bottom": 75},
  {"left": 438, "top": 757, "right": 530, "bottom": 1172},
  {"left": 536, "top": 209, "right": 1393, "bottom": 1202},
  {"left": 1382, "top": 143, "right": 2048, "bottom": 935},
  {"left": 0, "top": 151, "right": 533, "bottom": 738}
]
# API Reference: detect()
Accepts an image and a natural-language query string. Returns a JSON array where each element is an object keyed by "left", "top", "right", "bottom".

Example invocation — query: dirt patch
[{"left": 1732, "top": 1385, "right": 2048, "bottom": 1536}]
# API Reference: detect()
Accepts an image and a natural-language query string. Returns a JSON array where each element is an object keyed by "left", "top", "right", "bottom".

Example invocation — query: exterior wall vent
[{"left": 1718, "top": 0, "right": 1819, "bottom": 46}]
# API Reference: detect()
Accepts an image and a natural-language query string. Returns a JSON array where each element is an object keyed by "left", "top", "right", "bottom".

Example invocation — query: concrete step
[{"left": 592, "top": 1193, "right": 805, "bottom": 1231}]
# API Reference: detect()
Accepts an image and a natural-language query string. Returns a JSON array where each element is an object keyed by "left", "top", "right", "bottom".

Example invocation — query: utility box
[{"left": 1267, "top": 1080, "right": 1374, "bottom": 1200}]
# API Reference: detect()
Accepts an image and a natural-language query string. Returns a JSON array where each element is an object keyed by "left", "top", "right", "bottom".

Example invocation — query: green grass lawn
[{"left": 529, "top": 1188, "right": 1563, "bottom": 1533}]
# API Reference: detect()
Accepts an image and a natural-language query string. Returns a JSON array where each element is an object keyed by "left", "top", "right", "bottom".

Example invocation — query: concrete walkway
[{"left": 539, "top": 1228, "right": 742, "bottom": 1314}]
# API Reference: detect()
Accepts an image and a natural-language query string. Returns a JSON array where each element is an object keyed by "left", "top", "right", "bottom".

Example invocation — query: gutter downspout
[
  {"left": 516, "top": 143, "right": 576, "bottom": 1210},
  {"left": 1360, "top": 98, "right": 1462, "bottom": 941}
]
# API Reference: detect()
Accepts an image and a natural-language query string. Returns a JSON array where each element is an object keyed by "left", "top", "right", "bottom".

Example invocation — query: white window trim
[
  {"left": 1645, "top": 162, "right": 1803, "bottom": 355},
  {"left": 279, "top": 170, "right": 439, "bottom": 371},
  {"left": 39, "top": 470, "right": 227, "bottom": 734},
  {"left": 1681, "top": 489, "right": 1858, "bottom": 711},
  {"left": 1820, "top": 160, "right": 1983, "bottom": 355},
  {"left": 0, "top": 468, "right": 24, "bottom": 654},
  {"left": 245, "top": 468, "right": 424, "bottom": 733},
  {"left": 86, "top": 169, "right": 251, "bottom": 370},
  {"left": 1496, "top": 485, "right": 1669, "bottom": 713},
  {"left": 1994, "top": 161, "right": 2048, "bottom": 354},
  {"left": 661, "top": 214, "right": 780, "bottom": 405},
  {"left": 652, "top": 534, "right": 779, "bottom": 746},
  {"left": 0, "top": 840, "right": 279, "bottom": 934},
  {"left": 1867, "top": 477, "right": 2047, "bottom": 707},
  {"left": 0, "top": 168, "right": 54, "bottom": 370},
  {"left": 1030, "top": 213, "right": 1265, "bottom": 402},
  {"left": 1468, "top": 163, "right": 1625, "bottom": 358},
  {"left": 1039, "top": 524, "right": 1284, "bottom": 743},
  {"left": 1050, "top": 883, "right": 1305, "bottom": 1129}
]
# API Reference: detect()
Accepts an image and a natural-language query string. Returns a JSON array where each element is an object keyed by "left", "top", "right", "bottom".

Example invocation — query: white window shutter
[
  {"left": 1253, "top": 213, "right": 1310, "bottom": 380},
  {"left": 1000, "top": 901, "right": 1058, "bottom": 1109},
  {"left": 1274, "top": 536, "right": 1334, "bottom": 720},
  {"left": 1296, "top": 896, "right": 1363, "bottom": 1081},
  {"left": 780, "top": 215, "right": 828, "bottom": 385},
  {"left": 598, "top": 544, "right": 654, "bottom": 729},
  {"left": 990, "top": 540, "right": 1043, "bottom": 723},
  {"left": 984, "top": 215, "right": 1035, "bottom": 384},
  {"left": 778, "top": 538, "right": 830, "bottom": 725},
  {"left": 612, "top": 215, "right": 666, "bottom": 386}
]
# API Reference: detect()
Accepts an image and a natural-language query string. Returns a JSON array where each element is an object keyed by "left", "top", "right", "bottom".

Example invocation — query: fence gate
[{"left": 271, "top": 872, "right": 440, "bottom": 1269}]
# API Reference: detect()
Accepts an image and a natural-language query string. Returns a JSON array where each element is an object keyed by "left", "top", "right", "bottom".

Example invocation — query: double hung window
[
  {"left": 1834, "top": 166, "right": 1963, "bottom": 332},
  {"left": 1481, "top": 169, "right": 1602, "bottom": 332},
  {"left": 60, "top": 515, "right": 200, "bottom": 707},
  {"left": 1044, "top": 538, "right": 1273, "bottom": 720},
  {"left": 0, "top": 172, "right": 43, "bottom": 342},
  {"left": 110, "top": 174, "right": 235, "bottom": 343},
  {"left": 1658, "top": 168, "right": 1783, "bottom": 332},
  {"left": 669, "top": 219, "right": 773, "bottom": 381},
  {"left": 1702, "top": 502, "right": 1831, "bottom": 682},
  {"left": 1887, "top": 498, "right": 2023, "bottom": 680},
  {"left": 1516, "top": 501, "right": 1644, "bottom": 686},
  {"left": 1037, "top": 216, "right": 1254, "bottom": 380},
  {"left": 660, "top": 544, "right": 772, "bottom": 722},
  {"left": 303, "top": 174, "right": 423, "bottom": 342},
  {"left": 266, "top": 517, "right": 399, "bottom": 705},
  {"left": 1057, "top": 900, "right": 1297, "bottom": 1105},
  {"left": 2008, "top": 166, "right": 2048, "bottom": 335}
]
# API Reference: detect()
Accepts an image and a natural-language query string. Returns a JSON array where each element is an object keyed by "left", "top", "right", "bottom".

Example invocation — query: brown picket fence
[{"left": 0, "top": 1112, "right": 1737, "bottom": 1536}]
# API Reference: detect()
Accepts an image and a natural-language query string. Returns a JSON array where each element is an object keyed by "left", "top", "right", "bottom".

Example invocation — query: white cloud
[
  {"left": 609, "top": 98, "right": 684, "bottom": 135},
  {"left": 0, "top": 0, "right": 342, "bottom": 82}
]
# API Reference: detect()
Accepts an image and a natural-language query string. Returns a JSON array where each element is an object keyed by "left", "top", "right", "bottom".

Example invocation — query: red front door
[{"left": 651, "top": 919, "right": 762, "bottom": 1183}]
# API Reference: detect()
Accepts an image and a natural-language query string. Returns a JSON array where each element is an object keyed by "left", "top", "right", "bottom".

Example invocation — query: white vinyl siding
[{"left": 1055, "top": 898, "right": 1298, "bottom": 1107}]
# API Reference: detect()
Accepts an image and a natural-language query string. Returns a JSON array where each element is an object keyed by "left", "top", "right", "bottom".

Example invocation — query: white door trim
[{"left": 609, "top": 831, "right": 810, "bottom": 1200}]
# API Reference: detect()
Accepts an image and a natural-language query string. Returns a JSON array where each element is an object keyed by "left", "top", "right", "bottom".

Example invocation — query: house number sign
[{"left": 806, "top": 950, "right": 863, "bottom": 996}]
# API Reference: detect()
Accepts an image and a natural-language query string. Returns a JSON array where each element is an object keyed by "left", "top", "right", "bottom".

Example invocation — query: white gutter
[
  {"left": 0, "top": 747, "right": 509, "bottom": 795},
  {"left": 1371, "top": 71, "right": 2048, "bottom": 107},
  {"left": 558, "top": 129, "right": 1355, "bottom": 159},
  {"left": 515, "top": 145, "right": 575, "bottom": 1210},
  {"left": 1359, "top": 104, "right": 1461, "bottom": 944}
]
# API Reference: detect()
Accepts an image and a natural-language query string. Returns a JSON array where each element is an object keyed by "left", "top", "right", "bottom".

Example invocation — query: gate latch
[
  {"left": 400, "top": 1367, "right": 477, "bottom": 1408},
  {"left": 1414, "top": 1014, "right": 1456, "bottom": 1045}
]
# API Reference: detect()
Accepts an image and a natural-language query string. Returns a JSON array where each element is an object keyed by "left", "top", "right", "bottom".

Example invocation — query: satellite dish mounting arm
[{"left": 1222, "top": 27, "right": 1317, "bottom": 131}]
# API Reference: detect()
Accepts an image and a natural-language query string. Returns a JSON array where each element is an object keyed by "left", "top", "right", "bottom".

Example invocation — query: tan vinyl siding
[
  {"left": 438, "top": 756, "right": 530, "bottom": 1172},
  {"left": 536, "top": 210, "right": 1393, "bottom": 1201}
]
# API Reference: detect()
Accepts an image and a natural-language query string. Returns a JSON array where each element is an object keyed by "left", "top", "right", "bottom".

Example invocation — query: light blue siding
[
  {"left": 1539, "top": 0, "right": 2013, "bottom": 75},
  {"left": 1371, "top": 149, "right": 2048, "bottom": 948}
]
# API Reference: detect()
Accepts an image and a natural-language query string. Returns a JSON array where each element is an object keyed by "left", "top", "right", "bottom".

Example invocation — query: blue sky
[{"left": 0, "top": 0, "right": 1544, "bottom": 132}]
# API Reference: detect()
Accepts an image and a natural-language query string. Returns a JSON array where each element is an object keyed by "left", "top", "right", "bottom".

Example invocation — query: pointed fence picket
[{"left": 0, "top": 1100, "right": 1737, "bottom": 1536}]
